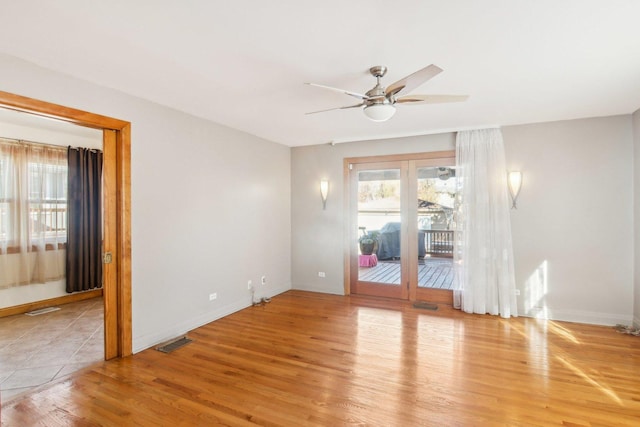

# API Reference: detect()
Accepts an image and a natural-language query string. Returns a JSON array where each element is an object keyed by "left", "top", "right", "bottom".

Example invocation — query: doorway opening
[
  {"left": 0, "top": 90, "right": 132, "bottom": 359},
  {"left": 346, "top": 151, "right": 455, "bottom": 304}
]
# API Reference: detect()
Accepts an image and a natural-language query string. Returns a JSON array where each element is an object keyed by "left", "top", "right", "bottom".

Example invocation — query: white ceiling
[{"left": 1, "top": 0, "right": 639, "bottom": 147}]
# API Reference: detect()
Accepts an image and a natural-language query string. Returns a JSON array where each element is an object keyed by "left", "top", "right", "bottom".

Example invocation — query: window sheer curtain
[
  {"left": 453, "top": 129, "right": 518, "bottom": 318},
  {"left": 0, "top": 139, "right": 67, "bottom": 289}
]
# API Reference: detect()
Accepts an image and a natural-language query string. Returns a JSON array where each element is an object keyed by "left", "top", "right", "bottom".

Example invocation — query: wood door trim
[
  {"left": 345, "top": 150, "right": 455, "bottom": 165},
  {"left": 343, "top": 159, "right": 352, "bottom": 295},
  {"left": 0, "top": 90, "right": 132, "bottom": 359},
  {"left": 415, "top": 288, "right": 454, "bottom": 305},
  {"left": 408, "top": 161, "right": 418, "bottom": 301},
  {"left": 352, "top": 282, "right": 405, "bottom": 299},
  {"left": 116, "top": 123, "right": 132, "bottom": 357},
  {"left": 0, "top": 91, "right": 128, "bottom": 130}
]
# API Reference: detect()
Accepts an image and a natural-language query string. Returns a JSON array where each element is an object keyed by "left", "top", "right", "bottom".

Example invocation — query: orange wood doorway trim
[{"left": 0, "top": 90, "right": 132, "bottom": 359}]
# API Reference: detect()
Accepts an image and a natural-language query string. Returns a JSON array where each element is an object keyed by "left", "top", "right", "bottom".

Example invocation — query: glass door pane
[
  {"left": 352, "top": 162, "right": 407, "bottom": 299},
  {"left": 414, "top": 165, "right": 457, "bottom": 301}
]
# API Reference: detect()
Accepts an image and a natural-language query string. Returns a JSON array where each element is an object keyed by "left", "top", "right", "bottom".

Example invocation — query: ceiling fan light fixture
[
  {"left": 306, "top": 64, "right": 467, "bottom": 121},
  {"left": 363, "top": 103, "right": 396, "bottom": 122}
]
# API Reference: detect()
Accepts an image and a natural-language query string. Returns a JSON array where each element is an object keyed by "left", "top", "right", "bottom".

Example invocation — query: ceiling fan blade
[
  {"left": 385, "top": 64, "right": 443, "bottom": 98},
  {"left": 305, "top": 103, "right": 365, "bottom": 115},
  {"left": 305, "top": 83, "right": 369, "bottom": 100},
  {"left": 396, "top": 94, "right": 469, "bottom": 104}
]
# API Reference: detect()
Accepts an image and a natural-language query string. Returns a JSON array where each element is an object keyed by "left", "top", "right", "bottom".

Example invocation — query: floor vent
[
  {"left": 413, "top": 301, "right": 438, "bottom": 311},
  {"left": 25, "top": 307, "right": 61, "bottom": 316},
  {"left": 156, "top": 336, "right": 192, "bottom": 353}
]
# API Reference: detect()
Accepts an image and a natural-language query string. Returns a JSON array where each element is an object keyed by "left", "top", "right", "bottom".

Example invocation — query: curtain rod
[
  {"left": 0, "top": 135, "right": 64, "bottom": 149},
  {"left": 0, "top": 136, "right": 101, "bottom": 152},
  {"left": 68, "top": 146, "right": 101, "bottom": 153}
]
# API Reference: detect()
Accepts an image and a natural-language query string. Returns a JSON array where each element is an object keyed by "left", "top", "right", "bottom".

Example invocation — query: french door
[
  {"left": 350, "top": 161, "right": 408, "bottom": 299},
  {"left": 347, "top": 152, "right": 456, "bottom": 303}
]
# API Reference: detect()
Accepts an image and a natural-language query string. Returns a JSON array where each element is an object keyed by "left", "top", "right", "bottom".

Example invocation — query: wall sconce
[
  {"left": 507, "top": 171, "right": 522, "bottom": 209},
  {"left": 320, "top": 179, "right": 329, "bottom": 210}
]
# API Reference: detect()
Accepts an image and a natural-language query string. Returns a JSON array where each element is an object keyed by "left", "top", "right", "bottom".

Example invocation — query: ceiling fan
[{"left": 305, "top": 64, "right": 468, "bottom": 122}]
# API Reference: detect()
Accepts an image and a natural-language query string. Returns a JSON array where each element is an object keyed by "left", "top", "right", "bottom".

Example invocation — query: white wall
[
  {"left": 503, "top": 116, "right": 634, "bottom": 325},
  {"left": 0, "top": 54, "right": 292, "bottom": 352},
  {"left": 633, "top": 108, "right": 640, "bottom": 328},
  {"left": 0, "top": 119, "right": 103, "bottom": 149},
  {"left": 291, "top": 133, "right": 456, "bottom": 294},
  {"left": 291, "top": 116, "right": 635, "bottom": 326}
]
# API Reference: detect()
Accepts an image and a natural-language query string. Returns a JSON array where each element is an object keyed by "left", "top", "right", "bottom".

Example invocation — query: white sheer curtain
[
  {"left": 0, "top": 139, "right": 67, "bottom": 289},
  {"left": 453, "top": 128, "right": 517, "bottom": 318}
]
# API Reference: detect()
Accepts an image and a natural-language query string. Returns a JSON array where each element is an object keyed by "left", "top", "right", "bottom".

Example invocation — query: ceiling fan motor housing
[
  {"left": 369, "top": 65, "right": 388, "bottom": 78},
  {"left": 366, "top": 66, "right": 392, "bottom": 106}
]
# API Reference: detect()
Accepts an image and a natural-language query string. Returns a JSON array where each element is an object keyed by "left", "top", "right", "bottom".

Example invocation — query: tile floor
[{"left": 0, "top": 297, "right": 104, "bottom": 402}]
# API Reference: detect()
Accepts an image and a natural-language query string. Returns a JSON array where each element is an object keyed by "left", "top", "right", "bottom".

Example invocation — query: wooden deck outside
[{"left": 359, "top": 257, "right": 455, "bottom": 289}]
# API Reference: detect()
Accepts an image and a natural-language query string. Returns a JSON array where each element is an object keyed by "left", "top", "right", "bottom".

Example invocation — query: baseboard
[
  {"left": 0, "top": 288, "right": 103, "bottom": 318},
  {"left": 291, "top": 283, "right": 345, "bottom": 295},
  {"left": 633, "top": 314, "right": 640, "bottom": 329},
  {"left": 521, "top": 306, "right": 633, "bottom": 326},
  {"left": 133, "top": 285, "right": 291, "bottom": 354},
  {"left": 132, "top": 299, "right": 251, "bottom": 354}
]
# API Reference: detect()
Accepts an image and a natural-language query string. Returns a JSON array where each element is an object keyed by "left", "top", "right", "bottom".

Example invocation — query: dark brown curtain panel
[{"left": 66, "top": 147, "right": 103, "bottom": 293}]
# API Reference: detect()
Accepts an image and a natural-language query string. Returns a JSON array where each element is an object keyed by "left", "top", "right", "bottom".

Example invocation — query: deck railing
[{"left": 423, "top": 230, "right": 454, "bottom": 257}]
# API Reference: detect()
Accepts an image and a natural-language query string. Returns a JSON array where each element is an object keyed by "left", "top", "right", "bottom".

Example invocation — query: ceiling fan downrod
[{"left": 366, "top": 65, "right": 389, "bottom": 102}]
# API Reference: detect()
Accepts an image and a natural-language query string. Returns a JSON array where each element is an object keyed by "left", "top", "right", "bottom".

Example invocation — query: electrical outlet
[
  {"left": 318, "top": 272, "right": 326, "bottom": 278},
  {"left": 261, "top": 275, "right": 266, "bottom": 285},
  {"left": 514, "top": 289, "right": 521, "bottom": 296},
  {"left": 247, "top": 280, "right": 252, "bottom": 290},
  {"left": 209, "top": 293, "right": 217, "bottom": 301}
]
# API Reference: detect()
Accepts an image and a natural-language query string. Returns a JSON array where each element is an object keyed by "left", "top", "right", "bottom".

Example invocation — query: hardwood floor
[{"left": 2, "top": 290, "right": 639, "bottom": 426}]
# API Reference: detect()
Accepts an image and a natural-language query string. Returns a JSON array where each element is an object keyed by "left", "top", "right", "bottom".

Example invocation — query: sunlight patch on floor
[
  {"left": 555, "top": 355, "right": 623, "bottom": 406},
  {"left": 547, "top": 321, "right": 580, "bottom": 345}
]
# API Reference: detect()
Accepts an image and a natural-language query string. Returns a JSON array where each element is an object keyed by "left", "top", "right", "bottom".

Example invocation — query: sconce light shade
[
  {"left": 320, "top": 179, "right": 329, "bottom": 210},
  {"left": 507, "top": 171, "right": 522, "bottom": 209}
]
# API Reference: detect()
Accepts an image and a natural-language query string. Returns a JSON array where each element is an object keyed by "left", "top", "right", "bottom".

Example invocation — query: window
[
  {"left": 0, "top": 139, "right": 67, "bottom": 252},
  {"left": 27, "top": 160, "right": 68, "bottom": 245}
]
